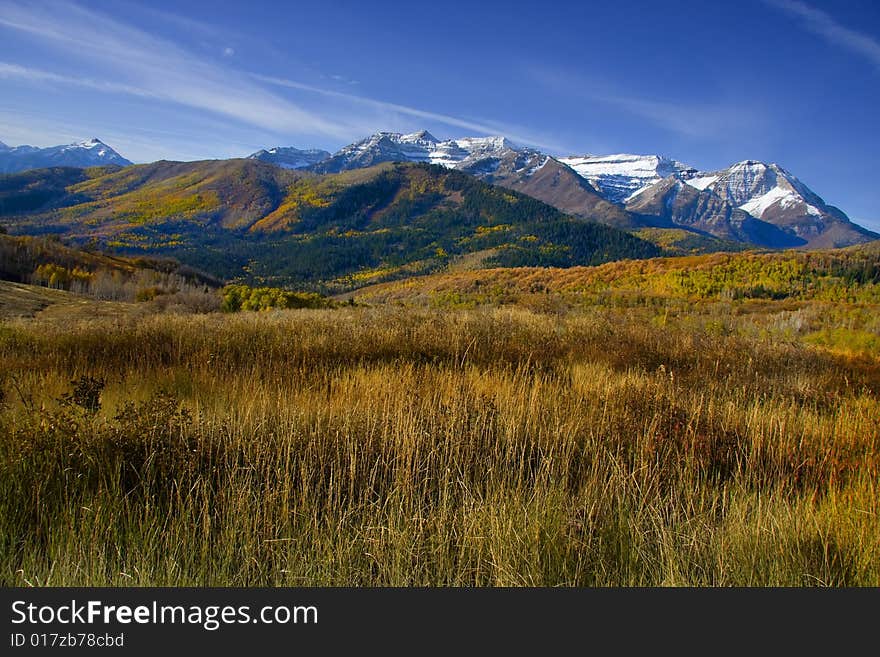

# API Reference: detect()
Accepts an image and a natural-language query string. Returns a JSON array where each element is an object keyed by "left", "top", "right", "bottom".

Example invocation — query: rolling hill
[
  {"left": 0, "top": 160, "right": 661, "bottom": 291},
  {"left": 350, "top": 240, "right": 880, "bottom": 309},
  {"left": 0, "top": 233, "right": 219, "bottom": 286}
]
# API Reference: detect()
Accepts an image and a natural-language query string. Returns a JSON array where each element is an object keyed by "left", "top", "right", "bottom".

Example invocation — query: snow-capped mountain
[
  {"left": 473, "top": 149, "right": 638, "bottom": 229},
  {"left": 567, "top": 153, "right": 875, "bottom": 247},
  {"left": 310, "top": 131, "right": 432, "bottom": 172},
  {"left": 0, "top": 138, "right": 132, "bottom": 174},
  {"left": 556, "top": 154, "right": 697, "bottom": 204},
  {"left": 248, "top": 131, "right": 877, "bottom": 248},
  {"left": 671, "top": 160, "right": 869, "bottom": 246},
  {"left": 300, "top": 130, "right": 635, "bottom": 228},
  {"left": 248, "top": 146, "right": 331, "bottom": 170},
  {"left": 680, "top": 161, "right": 832, "bottom": 236},
  {"left": 625, "top": 177, "right": 803, "bottom": 247},
  {"left": 310, "top": 130, "right": 536, "bottom": 174}
]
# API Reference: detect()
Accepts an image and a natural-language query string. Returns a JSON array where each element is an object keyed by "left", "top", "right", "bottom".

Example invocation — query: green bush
[{"left": 220, "top": 284, "right": 330, "bottom": 312}]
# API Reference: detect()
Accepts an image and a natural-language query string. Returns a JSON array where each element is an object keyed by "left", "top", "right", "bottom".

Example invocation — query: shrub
[
  {"left": 220, "top": 284, "right": 330, "bottom": 312},
  {"left": 59, "top": 376, "right": 105, "bottom": 413}
]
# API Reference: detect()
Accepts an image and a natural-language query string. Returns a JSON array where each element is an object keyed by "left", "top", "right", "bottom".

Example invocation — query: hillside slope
[
  {"left": 0, "top": 280, "right": 143, "bottom": 320},
  {"left": 0, "top": 161, "right": 661, "bottom": 291},
  {"left": 0, "top": 233, "right": 218, "bottom": 286},
  {"left": 351, "top": 241, "right": 880, "bottom": 308}
]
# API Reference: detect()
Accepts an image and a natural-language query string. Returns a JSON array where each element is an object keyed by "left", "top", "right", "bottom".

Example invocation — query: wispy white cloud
[
  {"left": 0, "top": 1, "right": 572, "bottom": 156},
  {"left": 328, "top": 74, "right": 358, "bottom": 85},
  {"left": 0, "top": 104, "right": 276, "bottom": 162},
  {"left": 0, "top": 0, "right": 361, "bottom": 139},
  {"left": 525, "top": 66, "right": 764, "bottom": 141},
  {"left": 765, "top": 0, "right": 880, "bottom": 71},
  {"left": 0, "top": 62, "right": 158, "bottom": 99},
  {"left": 588, "top": 93, "right": 761, "bottom": 140},
  {"left": 120, "top": 1, "right": 234, "bottom": 41},
  {"left": 252, "top": 73, "right": 571, "bottom": 152}
]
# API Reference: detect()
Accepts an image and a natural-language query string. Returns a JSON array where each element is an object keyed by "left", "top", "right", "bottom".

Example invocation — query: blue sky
[{"left": 0, "top": 0, "right": 878, "bottom": 231}]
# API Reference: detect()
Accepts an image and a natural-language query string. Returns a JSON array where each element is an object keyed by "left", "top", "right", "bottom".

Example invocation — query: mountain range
[
  {"left": 0, "top": 138, "right": 132, "bottom": 173},
  {"left": 0, "top": 159, "right": 660, "bottom": 290},
  {"left": 246, "top": 146, "right": 331, "bottom": 170},
  {"left": 0, "top": 130, "right": 876, "bottom": 289},
  {"left": 250, "top": 131, "right": 877, "bottom": 248}
]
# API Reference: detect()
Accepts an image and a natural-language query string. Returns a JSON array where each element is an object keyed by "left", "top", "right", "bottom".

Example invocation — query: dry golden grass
[
  {"left": 1, "top": 304, "right": 877, "bottom": 586},
  {"left": 0, "top": 280, "right": 140, "bottom": 321}
]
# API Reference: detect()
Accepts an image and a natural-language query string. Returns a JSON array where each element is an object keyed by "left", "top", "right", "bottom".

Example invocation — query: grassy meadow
[{"left": 1, "top": 289, "right": 878, "bottom": 585}]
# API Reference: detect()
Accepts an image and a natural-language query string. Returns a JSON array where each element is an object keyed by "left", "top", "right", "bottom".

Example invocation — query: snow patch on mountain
[
  {"left": 695, "top": 161, "right": 828, "bottom": 221},
  {"left": 683, "top": 174, "right": 718, "bottom": 191},
  {"left": 65, "top": 138, "right": 115, "bottom": 159},
  {"left": 712, "top": 160, "right": 781, "bottom": 206},
  {"left": 248, "top": 146, "right": 331, "bottom": 170},
  {"left": 557, "top": 154, "right": 696, "bottom": 203},
  {"left": 312, "top": 131, "right": 538, "bottom": 174},
  {"left": 524, "top": 156, "right": 551, "bottom": 176},
  {"left": 738, "top": 187, "right": 822, "bottom": 218}
]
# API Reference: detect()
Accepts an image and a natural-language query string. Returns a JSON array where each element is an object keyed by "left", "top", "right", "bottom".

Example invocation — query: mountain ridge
[
  {"left": 2, "top": 131, "right": 874, "bottom": 252},
  {"left": 0, "top": 138, "right": 132, "bottom": 174},
  {"left": 246, "top": 132, "right": 876, "bottom": 249},
  {"left": 0, "top": 159, "right": 660, "bottom": 291},
  {"left": 248, "top": 146, "right": 332, "bottom": 170}
]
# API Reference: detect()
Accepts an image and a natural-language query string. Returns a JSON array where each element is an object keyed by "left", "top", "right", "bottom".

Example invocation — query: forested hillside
[{"left": 0, "top": 161, "right": 660, "bottom": 291}]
